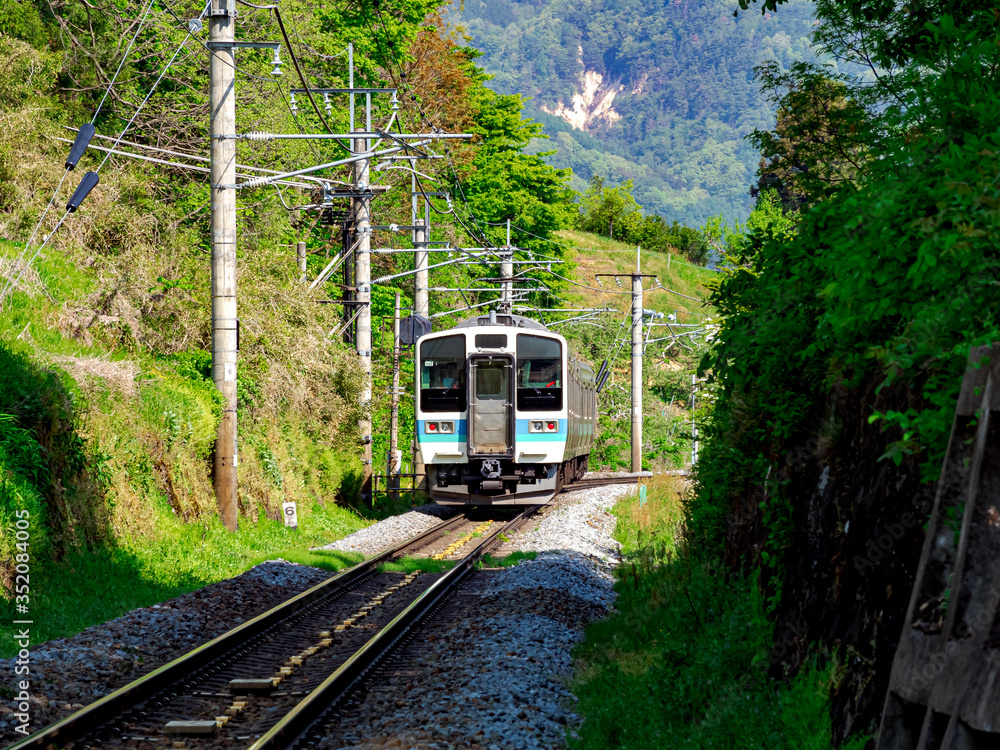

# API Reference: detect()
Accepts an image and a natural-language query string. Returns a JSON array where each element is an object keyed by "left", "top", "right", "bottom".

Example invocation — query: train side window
[
  {"left": 419, "top": 334, "right": 467, "bottom": 412},
  {"left": 516, "top": 334, "right": 562, "bottom": 411}
]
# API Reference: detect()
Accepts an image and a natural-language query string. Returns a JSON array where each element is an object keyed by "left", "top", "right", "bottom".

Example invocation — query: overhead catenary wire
[
  {"left": 272, "top": 6, "right": 350, "bottom": 152},
  {"left": 2, "top": 0, "right": 158, "bottom": 306},
  {"left": 51, "top": 137, "right": 321, "bottom": 190},
  {"left": 2, "top": 5, "right": 204, "bottom": 308},
  {"left": 365, "top": 5, "right": 501, "bottom": 254},
  {"left": 92, "top": 0, "right": 157, "bottom": 123},
  {"left": 97, "top": 10, "right": 202, "bottom": 172},
  {"left": 157, "top": 0, "right": 325, "bottom": 161},
  {"left": 510, "top": 223, "right": 719, "bottom": 273},
  {"left": 1, "top": 0, "right": 201, "bottom": 308},
  {"left": 63, "top": 127, "right": 340, "bottom": 186}
]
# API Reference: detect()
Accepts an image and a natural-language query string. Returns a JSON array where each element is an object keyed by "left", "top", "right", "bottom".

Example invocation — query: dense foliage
[
  {"left": 693, "top": 0, "right": 1000, "bottom": 742},
  {"left": 451, "top": 0, "right": 822, "bottom": 225},
  {"left": 577, "top": 176, "right": 711, "bottom": 263}
]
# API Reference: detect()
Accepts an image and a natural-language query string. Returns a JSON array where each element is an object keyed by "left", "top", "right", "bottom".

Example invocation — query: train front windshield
[
  {"left": 420, "top": 334, "right": 467, "bottom": 412},
  {"left": 516, "top": 334, "right": 562, "bottom": 410}
]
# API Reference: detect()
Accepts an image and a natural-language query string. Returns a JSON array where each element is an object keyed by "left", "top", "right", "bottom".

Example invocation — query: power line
[
  {"left": 272, "top": 6, "right": 350, "bottom": 151},
  {"left": 92, "top": 0, "right": 156, "bottom": 123},
  {"left": 1, "top": 0, "right": 186, "bottom": 308},
  {"left": 2, "top": 9, "right": 201, "bottom": 308},
  {"left": 510, "top": 224, "right": 718, "bottom": 273},
  {"left": 366, "top": 5, "right": 500, "bottom": 252}
]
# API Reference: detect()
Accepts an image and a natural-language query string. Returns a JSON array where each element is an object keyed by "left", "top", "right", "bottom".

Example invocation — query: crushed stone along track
[
  {"left": 5, "top": 507, "right": 539, "bottom": 750},
  {"left": 80, "top": 569, "right": 449, "bottom": 750},
  {"left": 5, "top": 475, "right": 645, "bottom": 750},
  {"left": 313, "top": 480, "right": 637, "bottom": 750}
]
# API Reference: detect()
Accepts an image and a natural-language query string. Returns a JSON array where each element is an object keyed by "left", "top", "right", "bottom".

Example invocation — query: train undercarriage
[{"left": 430, "top": 455, "right": 589, "bottom": 505}]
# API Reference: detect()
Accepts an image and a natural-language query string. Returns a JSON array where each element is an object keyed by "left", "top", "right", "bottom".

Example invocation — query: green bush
[{"left": 571, "top": 482, "right": 869, "bottom": 749}]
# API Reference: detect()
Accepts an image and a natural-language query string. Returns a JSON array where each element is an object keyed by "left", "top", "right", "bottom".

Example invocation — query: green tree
[
  {"left": 577, "top": 175, "right": 643, "bottom": 241},
  {"left": 459, "top": 88, "right": 575, "bottom": 247},
  {"left": 637, "top": 215, "right": 710, "bottom": 265},
  {"left": 749, "top": 62, "right": 874, "bottom": 211}
]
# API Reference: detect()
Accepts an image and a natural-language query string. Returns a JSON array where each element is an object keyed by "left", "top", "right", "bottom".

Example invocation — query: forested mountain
[{"left": 449, "top": 0, "right": 822, "bottom": 224}]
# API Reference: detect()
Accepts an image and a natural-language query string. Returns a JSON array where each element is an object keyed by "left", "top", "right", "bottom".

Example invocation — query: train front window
[
  {"left": 516, "top": 334, "right": 562, "bottom": 411},
  {"left": 420, "top": 335, "right": 467, "bottom": 412}
]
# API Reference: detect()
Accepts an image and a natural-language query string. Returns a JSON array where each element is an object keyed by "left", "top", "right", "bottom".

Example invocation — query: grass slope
[
  {"left": 546, "top": 230, "right": 716, "bottom": 471},
  {"left": 554, "top": 229, "right": 716, "bottom": 322},
  {"left": 570, "top": 478, "right": 869, "bottom": 749}
]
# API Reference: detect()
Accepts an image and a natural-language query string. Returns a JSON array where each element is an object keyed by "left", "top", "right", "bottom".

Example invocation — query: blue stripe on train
[
  {"left": 416, "top": 419, "right": 467, "bottom": 442},
  {"left": 515, "top": 418, "right": 566, "bottom": 442},
  {"left": 418, "top": 418, "right": 589, "bottom": 443}
]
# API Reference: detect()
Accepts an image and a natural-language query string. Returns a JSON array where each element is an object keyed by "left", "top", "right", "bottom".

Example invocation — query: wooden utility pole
[
  {"left": 354, "top": 128, "right": 373, "bottom": 502},
  {"left": 209, "top": 0, "right": 238, "bottom": 531},
  {"left": 388, "top": 292, "right": 402, "bottom": 502}
]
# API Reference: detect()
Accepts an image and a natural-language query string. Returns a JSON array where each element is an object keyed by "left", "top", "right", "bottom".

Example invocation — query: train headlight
[
  {"left": 528, "top": 420, "right": 559, "bottom": 433},
  {"left": 424, "top": 421, "right": 455, "bottom": 434}
]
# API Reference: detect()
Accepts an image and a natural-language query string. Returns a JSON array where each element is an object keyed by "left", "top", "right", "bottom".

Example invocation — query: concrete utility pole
[
  {"left": 412, "top": 215, "right": 428, "bottom": 502},
  {"left": 209, "top": 0, "right": 238, "bottom": 531},
  {"left": 388, "top": 292, "right": 402, "bottom": 501},
  {"left": 691, "top": 373, "right": 699, "bottom": 465},
  {"left": 414, "top": 218, "right": 428, "bottom": 317},
  {"left": 354, "top": 128, "right": 373, "bottom": 502},
  {"left": 501, "top": 219, "right": 513, "bottom": 312},
  {"left": 631, "top": 248, "right": 643, "bottom": 473},
  {"left": 597, "top": 248, "right": 655, "bottom": 475}
]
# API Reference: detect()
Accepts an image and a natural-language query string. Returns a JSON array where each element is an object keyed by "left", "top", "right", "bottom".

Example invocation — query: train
[{"left": 415, "top": 311, "right": 597, "bottom": 505}]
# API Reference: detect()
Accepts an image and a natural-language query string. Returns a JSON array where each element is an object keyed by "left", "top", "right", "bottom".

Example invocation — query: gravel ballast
[
  {"left": 3, "top": 477, "right": 638, "bottom": 749},
  {"left": 316, "top": 504, "right": 455, "bottom": 558},
  {"left": 321, "top": 480, "right": 635, "bottom": 750},
  {"left": 0, "top": 561, "right": 333, "bottom": 745}
]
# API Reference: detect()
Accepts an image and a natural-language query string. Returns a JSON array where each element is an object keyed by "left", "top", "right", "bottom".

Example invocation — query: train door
[{"left": 468, "top": 355, "right": 513, "bottom": 456}]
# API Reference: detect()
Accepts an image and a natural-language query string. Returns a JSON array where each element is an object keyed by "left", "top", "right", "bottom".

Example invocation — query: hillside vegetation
[
  {"left": 0, "top": 0, "right": 716, "bottom": 657},
  {"left": 691, "top": 0, "right": 1000, "bottom": 743},
  {"left": 450, "top": 0, "right": 822, "bottom": 224}
]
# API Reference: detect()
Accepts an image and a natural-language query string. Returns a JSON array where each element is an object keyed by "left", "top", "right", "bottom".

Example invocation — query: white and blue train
[{"left": 415, "top": 312, "right": 597, "bottom": 505}]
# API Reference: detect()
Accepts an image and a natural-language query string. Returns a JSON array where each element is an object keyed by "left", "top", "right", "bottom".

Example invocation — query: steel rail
[
  {"left": 5, "top": 513, "right": 468, "bottom": 750},
  {"left": 248, "top": 505, "right": 541, "bottom": 750},
  {"left": 563, "top": 475, "right": 648, "bottom": 492}
]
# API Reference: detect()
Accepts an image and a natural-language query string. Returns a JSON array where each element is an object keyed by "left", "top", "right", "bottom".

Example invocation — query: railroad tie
[{"left": 432, "top": 521, "right": 494, "bottom": 560}]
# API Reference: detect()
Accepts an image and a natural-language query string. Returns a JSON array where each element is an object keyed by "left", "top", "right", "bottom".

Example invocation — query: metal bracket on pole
[{"left": 209, "top": 0, "right": 234, "bottom": 17}]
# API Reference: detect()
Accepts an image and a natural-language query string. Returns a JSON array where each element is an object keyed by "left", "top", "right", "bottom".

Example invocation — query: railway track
[
  {"left": 563, "top": 474, "right": 644, "bottom": 493},
  {"left": 8, "top": 507, "right": 539, "bottom": 750}
]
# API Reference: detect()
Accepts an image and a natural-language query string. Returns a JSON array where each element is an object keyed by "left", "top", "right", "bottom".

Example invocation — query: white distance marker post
[{"left": 282, "top": 501, "right": 298, "bottom": 529}]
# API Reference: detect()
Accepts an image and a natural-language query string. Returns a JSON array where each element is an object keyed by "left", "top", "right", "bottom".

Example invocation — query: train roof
[{"left": 453, "top": 313, "right": 549, "bottom": 332}]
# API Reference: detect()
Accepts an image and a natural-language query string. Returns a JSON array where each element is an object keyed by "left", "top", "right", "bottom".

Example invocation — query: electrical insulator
[
  {"left": 66, "top": 172, "right": 99, "bottom": 212},
  {"left": 65, "top": 124, "right": 95, "bottom": 170}
]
